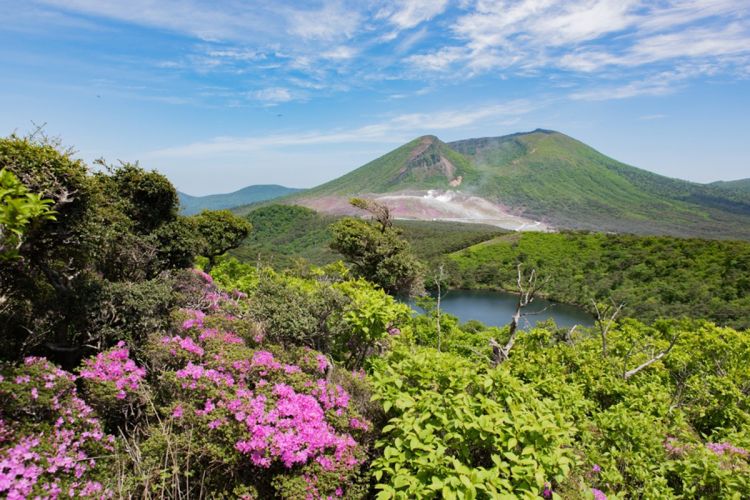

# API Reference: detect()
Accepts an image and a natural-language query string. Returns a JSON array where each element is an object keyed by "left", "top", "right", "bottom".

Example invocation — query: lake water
[{"left": 410, "top": 289, "right": 594, "bottom": 330}]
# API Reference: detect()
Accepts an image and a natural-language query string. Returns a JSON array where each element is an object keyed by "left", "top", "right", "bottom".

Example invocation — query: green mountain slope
[
  {"left": 179, "top": 184, "right": 302, "bottom": 215},
  {"left": 286, "top": 129, "right": 750, "bottom": 239},
  {"left": 297, "top": 135, "right": 477, "bottom": 196}
]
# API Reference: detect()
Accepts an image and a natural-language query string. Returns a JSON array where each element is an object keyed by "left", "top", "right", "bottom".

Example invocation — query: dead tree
[
  {"left": 592, "top": 299, "right": 625, "bottom": 356},
  {"left": 490, "top": 263, "right": 548, "bottom": 365},
  {"left": 433, "top": 264, "right": 448, "bottom": 352},
  {"left": 623, "top": 332, "right": 681, "bottom": 379}
]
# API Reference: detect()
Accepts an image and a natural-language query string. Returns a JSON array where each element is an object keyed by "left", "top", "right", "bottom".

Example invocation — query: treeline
[
  {"left": 231, "top": 203, "right": 505, "bottom": 268},
  {"left": 447, "top": 231, "right": 750, "bottom": 329}
]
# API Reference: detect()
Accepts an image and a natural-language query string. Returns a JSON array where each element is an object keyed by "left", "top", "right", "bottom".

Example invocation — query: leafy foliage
[
  {"left": 449, "top": 231, "right": 750, "bottom": 329},
  {"left": 231, "top": 203, "right": 504, "bottom": 269},
  {"left": 0, "top": 135, "right": 249, "bottom": 364},
  {"left": 0, "top": 168, "right": 56, "bottom": 259},
  {"left": 370, "top": 347, "right": 575, "bottom": 499},
  {"left": 330, "top": 216, "right": 424, "bottom": 296},
  {"left": 370, "top": 310, "right": 750, "bottom": 498}
]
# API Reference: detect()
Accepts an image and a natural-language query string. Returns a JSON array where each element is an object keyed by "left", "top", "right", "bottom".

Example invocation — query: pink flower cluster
[
  {"left": 161, "top": 335, "right": 205, "bottom": 357},
  {"left": 181, "top": 309, "right": 206, "bottom": 330},
  {"left": 233, "top": 383, "right": 358, "bottom": 470},
  {"left": 706, "top": 441, "right": 749, "bottom": 457},
  {"left": 0, "top": 358, "right": 115, "bottom": 499},
  {"left": 199, "top": 328, "right": 243, "bottom": 344},
  {"left": 591, "top": 488, "right": 607, "bottom": 499},
  {"left": 161, "top": 326, "right": 367, "bottom": 476},
  {"left": 151, "top": 268, "right": 370, "bottom": 497},
  {"left": 79, "top": 342, "right": 146, "bottom": 399}
]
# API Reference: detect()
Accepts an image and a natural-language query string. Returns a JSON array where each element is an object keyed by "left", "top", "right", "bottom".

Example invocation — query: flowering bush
[
  {"left": 0, "top": 357, "right": 115, "bottom": 498},
  {"left": 80, "top": 341, "right": 146, "bottom": 400},
  {"left": 113, "top": 270, "right": 376, "bottom": 498}
]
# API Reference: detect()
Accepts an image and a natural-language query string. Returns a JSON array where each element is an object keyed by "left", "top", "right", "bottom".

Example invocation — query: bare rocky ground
[{"left": 295, "top": 189, "right": 550, "bottom": 232}]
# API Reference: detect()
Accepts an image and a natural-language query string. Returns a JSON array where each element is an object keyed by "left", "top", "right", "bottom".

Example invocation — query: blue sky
[{"left": 1, "top": 0, "right": 749, "bottom": 195}]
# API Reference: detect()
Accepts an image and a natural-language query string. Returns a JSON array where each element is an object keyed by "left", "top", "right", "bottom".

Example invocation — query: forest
[{"left": 2, "top": 136, "right": 749, "bottom": 499}]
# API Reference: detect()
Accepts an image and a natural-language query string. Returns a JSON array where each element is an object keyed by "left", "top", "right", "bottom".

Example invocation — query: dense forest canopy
[{"left": 1, "top": 136, "right": 749, "bottom": 498}]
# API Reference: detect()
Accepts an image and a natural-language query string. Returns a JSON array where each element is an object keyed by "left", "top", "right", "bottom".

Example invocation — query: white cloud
[
  {"left": 23, "top": 0, "right": 750, "bottom": 104},
  {"left": 286, "top": 2, "right": 361, "bottom": 40},
  {"left": 252, "top": 87, "right": 294, "bottom": 104},
  {"left": 321, "top": 45, "right": 358, "bottom": 60},
  {"left": 380, "top": 0, "right": 450, "bottom": 29},
  {"left": 407, "top": 46, "right": 465, "bottom": 71},
  {"left": 568, "top": 64, "right": 714, "bottom": 101},
  {"left": 37, "top": 0, "right": 284, "bottom": 42}
]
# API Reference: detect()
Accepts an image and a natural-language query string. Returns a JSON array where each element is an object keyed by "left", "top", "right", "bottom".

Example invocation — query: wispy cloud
[
  {"left": 15, "top": 0, "right": 750, "bottom": 106},
  {"left": 146, "top": 98, "right": 536, "bottom": 158},
  {"left": 285, "top": 2, "right": 362, "bottom": 41},
  {"left": 378, "top": 0, "right": 450, "bottom": 30}
]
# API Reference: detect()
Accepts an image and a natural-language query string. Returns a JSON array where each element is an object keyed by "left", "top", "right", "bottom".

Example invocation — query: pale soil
[{"left": 295, "top": 190, "right": 550, "bottom": 232}]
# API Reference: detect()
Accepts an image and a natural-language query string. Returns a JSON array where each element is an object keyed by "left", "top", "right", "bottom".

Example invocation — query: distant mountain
[
  {"left": 711, "top": 178, "right": 750, "bottom": 190},
  {"left": 279, "top": 129, "right": 750, "bottom": 239},
  {"left": 709, "top": 178, "right": 750, "bottom": 203},
  {"left": 178, "top": 184, "right": 302, "bottom": 215}
]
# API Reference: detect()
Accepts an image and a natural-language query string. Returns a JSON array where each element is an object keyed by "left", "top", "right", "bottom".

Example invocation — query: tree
[
  {"left": 490, "top": 263, "right": 548, "bottom": 365},
  {"left": 415, "top": 263, "right": 449, "bottom": 351},
  {"left": 0, "top": 134, "right": 204, "bottom": 364},
  {"left": 192, "top": 210, "right": 252, "bottom": 270},
  {"left": 330, "top": 200, "right": 423, "bottom": 296},
  {"left": 108, "top": 162, "right": 179, "bottom": 233},
  {"left": 350, "top": 197, "right": 392, "bottom": 232}
]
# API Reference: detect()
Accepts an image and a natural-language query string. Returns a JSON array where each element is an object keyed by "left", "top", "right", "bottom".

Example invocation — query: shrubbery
[{"left": 3, "top": 134, "right": 750, "bottom": 498}]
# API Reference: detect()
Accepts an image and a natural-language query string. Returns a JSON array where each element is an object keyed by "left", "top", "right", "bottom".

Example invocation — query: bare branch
[
  {"left": 624, "top": 333, "right": 680, "bottom": 379},
  {"left": 490, "top": 263, "right": 546, "bottom": 366},
  {"left": 592, "top": 298, "right": 624, "bottom": 357}
]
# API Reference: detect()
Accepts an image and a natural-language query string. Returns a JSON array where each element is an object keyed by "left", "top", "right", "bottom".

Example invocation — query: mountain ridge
[
  {"left": 178, "top": 184, "right": 302, "bottom": 215},
  {"left": 271, "top": 129, "right": 750, "bottom": 240}
]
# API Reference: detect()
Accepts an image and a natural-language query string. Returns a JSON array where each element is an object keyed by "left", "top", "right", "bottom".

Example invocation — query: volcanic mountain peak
[{"left": 255, "top": 129, "right": 750, "bottom": 239}]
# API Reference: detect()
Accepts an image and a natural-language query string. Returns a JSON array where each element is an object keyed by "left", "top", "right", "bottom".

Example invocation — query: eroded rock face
[{"left": 393, "top": 137, "right": 462, "bottom": 187}]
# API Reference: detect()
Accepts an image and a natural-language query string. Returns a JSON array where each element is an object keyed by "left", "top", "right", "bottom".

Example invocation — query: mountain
[
  {"left": 709, "top": 178, "right": 750, "bottom": 203},
  {"left": 178, "top": 184, "right": 302, "bottom": 215},
  {"left": 279, "top": 129, "right": 750, "bottom": 239},
  {"left": 711, "top": 178, "right": 750, "bottom": 191}
]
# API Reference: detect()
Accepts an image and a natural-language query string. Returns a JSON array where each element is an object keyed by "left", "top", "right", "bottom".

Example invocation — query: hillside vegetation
[
  {"left": 448, "top": 231, "right": 750, "bottom": 329},
  {"left": 3, "top": 135, "right": 750, "bottom": 498},
  {"left": 282, "top": 129, "right": 750, "bottom": 239},
  {"left": 231, "top": 204, "right": 506, "bottom": 268}
]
